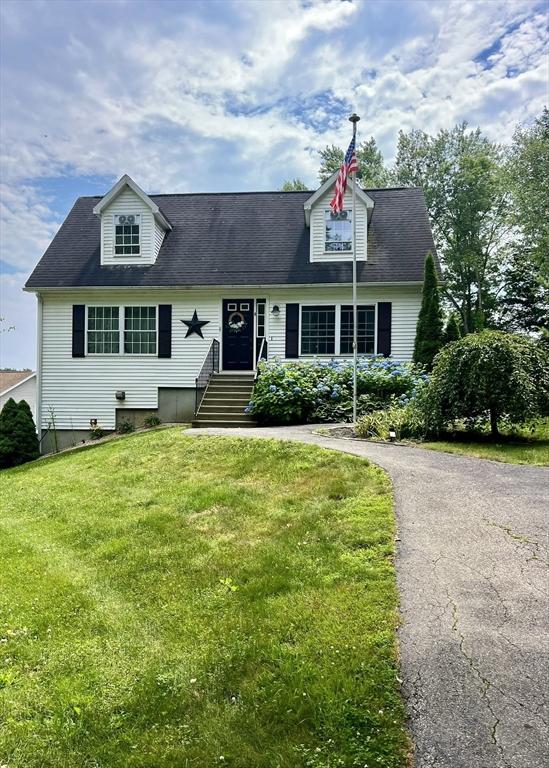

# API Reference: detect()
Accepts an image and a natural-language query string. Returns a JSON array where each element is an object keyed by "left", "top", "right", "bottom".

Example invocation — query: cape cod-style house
[{"left": 25, "top": 173, "right": 435, "bottom": 451}]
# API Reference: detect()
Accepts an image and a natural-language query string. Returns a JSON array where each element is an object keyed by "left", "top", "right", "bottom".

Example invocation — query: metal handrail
[
  {"left": 254, "top": 337, "right": 268, "bottom": 379},
  {"left": 195, "top": 339, "right": 220, "bottom": 415}
]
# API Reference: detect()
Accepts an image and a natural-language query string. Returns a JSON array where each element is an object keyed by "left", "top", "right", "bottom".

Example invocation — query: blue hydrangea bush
[{"left": 248, "top": 357, "right": 427, "bottom": 425}]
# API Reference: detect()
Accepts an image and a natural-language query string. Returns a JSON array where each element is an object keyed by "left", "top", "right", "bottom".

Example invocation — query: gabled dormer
[
  {"left": 304, "top": 171, "right": 374, "bottom": 263},
  {"left": 93, "top": 175, "right": 172, "bottom": 266}
]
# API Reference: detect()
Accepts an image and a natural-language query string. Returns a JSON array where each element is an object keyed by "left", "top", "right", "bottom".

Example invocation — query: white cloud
[{"left": 0, "top": 0, "right": 546, "bottom": 366}]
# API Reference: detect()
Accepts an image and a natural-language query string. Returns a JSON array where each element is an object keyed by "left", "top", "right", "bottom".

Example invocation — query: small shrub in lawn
[
  {"left": 423, "top": 330, "right": 549, "bottom": 438},
  {"left": 0, "top": 398, "right": 39, "bottom": 468},
  {"left": 143, "top": 415, "right": 162, "bottom": 428},
  {"left": 117, "top": 420, "right": 135, "bottom": 434},
  {"left": 249, "top": 357, "right": 427, "bottom": 425}
]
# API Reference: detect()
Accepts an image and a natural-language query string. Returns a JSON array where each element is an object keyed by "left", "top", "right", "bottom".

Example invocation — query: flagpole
[{"left": 349, "top": 113, "right": 360, "bottom": 425}]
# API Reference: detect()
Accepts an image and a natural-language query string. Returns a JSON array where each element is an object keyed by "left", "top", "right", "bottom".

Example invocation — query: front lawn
[
  {"left": 0, "top": 429, "right": 407, "bottom": 768},
  {"left": 420, "top": 434, "right": 549, "bottom": 466}
]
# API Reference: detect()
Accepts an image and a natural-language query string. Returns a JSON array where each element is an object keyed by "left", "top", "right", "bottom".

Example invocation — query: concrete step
[
  {"left": 196, "top": 411, "right": 255, "bottom": 420},
  {"left": 201, "top": 396, "right": 251, "bottom": 404},
  {"left": 200, "top": 404, "right": 249, "bottom": 412},
  {"left": 192, "top": 420, "right": 257, "bottom": 428},
  {"left": 211, "top": 374, "right": 255, "bottom": 382}
]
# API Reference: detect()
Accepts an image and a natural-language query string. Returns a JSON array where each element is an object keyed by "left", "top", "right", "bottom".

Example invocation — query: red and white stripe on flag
[{"left": 330, "top": 135, "right": 359, "bottom": 213}]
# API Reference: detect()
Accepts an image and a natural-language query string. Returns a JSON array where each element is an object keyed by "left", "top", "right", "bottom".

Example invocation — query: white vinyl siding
[
  {"left": 39, "top": 285, "right": 420, "bottom": 430},
  {"left": 310, "top": 186, "right": 367, "bottom": 262},
  {"left": 101, "top": 187, "right": 155, "bottom": 265},
  {"left": 154, "top": 221, "right": 165, "bottom": 259}
]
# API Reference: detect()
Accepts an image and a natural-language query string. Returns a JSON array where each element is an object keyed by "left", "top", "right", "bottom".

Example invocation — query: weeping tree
[{"left": 413, "top": 252, "right": 444, "bottom": 369}]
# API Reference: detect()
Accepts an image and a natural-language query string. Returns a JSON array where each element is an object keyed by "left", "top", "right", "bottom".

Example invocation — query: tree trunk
[{"left": 490, "top": 408, "right": 499, "bottom": 439}]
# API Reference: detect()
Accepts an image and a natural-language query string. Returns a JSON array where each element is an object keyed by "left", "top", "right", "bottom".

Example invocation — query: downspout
[{"left": 36, "top": 292, "right": 43, "bottom": 452}]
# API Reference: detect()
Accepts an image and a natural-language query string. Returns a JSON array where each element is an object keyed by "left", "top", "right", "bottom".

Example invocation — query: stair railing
[
  {"left": 195, "top": 339, "right": 220, "bottom": 416},
  {"left": 255, "top": 337, "right": 268, "bottom": 379}
]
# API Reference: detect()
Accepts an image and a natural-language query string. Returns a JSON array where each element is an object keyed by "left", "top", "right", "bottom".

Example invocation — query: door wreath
[{"left": 228, "top": 311, "right": 246, "bottom": 333}]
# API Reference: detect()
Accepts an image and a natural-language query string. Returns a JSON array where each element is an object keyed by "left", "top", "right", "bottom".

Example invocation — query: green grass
[
  {"left": 0, "top": 429, "right": 407, "bottom": 768},
  {"left": 421, "top": 420, "right": 549, "bottom": 466}
]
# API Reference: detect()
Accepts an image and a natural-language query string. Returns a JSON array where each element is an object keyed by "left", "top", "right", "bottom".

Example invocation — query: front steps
[{"left": 192, "top": 372, "right": 256, "bottom": 428}]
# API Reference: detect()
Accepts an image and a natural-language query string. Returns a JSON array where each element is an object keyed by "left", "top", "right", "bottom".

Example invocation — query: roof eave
[{"left": 92, "top": 174, "right": 172, "bottom": 231}]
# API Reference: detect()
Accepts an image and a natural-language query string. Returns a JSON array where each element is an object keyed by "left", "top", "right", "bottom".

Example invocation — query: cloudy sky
[{"left": 0, "top": 0, "right": 547, "bottom": 369}]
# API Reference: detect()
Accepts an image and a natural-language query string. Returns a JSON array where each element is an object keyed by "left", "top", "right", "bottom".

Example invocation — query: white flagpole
[{"left": 349, "top": 113, "right": 360, "bottom": 425}]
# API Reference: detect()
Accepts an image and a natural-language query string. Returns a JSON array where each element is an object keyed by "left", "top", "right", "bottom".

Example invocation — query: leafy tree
[
  {"left": 394, "top": 123, "right": 509, "bottom": 332},
  {"left": 281, "top": 179, "right": 309, "bottom": 191},
  {"left": 318, "top": 137, "right": 392, "bottom": 187},
  {"left": 424, "top": 331, "right": 549, "bottom": 438},
  {"left": 14, "top": 400, "right": 40, "bottom": 464},
  {"left": 506, "top": 108, "right": 549, "bottom": 279},
  {"left": 413, "top": 252, "right": 444, "bottom": 368},
  {"left": 443, "top": 314, "right": 462, "bottom": 344},
  {"left": 0, "top": 398, "right": 19, "bottom": 468},
  {"left": 498, "top": 249, "right": 549, "bottom": 334}
]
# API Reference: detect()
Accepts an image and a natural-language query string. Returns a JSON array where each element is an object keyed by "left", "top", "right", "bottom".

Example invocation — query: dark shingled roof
[{"left": 25, "top": 187, "right": 436, "bottom": 289}]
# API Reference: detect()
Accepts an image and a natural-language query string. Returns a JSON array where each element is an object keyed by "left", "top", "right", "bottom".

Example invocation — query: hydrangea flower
[{"left": 269, "top": 384, "right": 277, "bottom": 393}]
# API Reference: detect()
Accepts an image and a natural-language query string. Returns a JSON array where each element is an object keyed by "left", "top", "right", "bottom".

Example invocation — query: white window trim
[
  {"left": 113, "top": 213, "right": 141, "bottom": 257},
  {"left": 298, "top": 302, "right": 377, "bottom": 357},
  {"left": 85, "top": 305, "right": 158, "bottom": 357},
  {"left": 324, "top": 207, "right": 353, "bottom": 255}
]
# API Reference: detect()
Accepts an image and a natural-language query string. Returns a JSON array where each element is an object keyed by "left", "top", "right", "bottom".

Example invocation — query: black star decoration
[{"left": 181, "top": 310, "right": 210, "bottom": 339}]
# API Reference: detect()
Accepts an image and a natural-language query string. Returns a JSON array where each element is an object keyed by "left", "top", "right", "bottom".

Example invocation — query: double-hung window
[
  {"left": 301, "top": 305, "right": 336, "bottom": 354},
  {"left": 114, "top": 214, "right": 140, "bottom": 255},
  {"left": 340, "top": 305, "right": 375, "bottom": 354},
  {"left": 86, "top": 306, "right": 156, "bottom": 354},
  {"left": 300, "top": 304, "right": 376, "bottom": 356},
  {"left": 87, "top": 306, "right": 120, "bottom": 354},
  {"left": 124, "top": 306, "right": 157, "bottom": 354},
  {"left": 325, "top": 209, "right": 352, "bottom": 252}
]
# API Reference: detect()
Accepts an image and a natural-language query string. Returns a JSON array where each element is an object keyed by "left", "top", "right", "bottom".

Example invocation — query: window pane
[
  {"left": 87, "top": 307, "right": 119, "bottom": 353},
  {"left": 340, "top": 305, "right": 375, "bottom": 354},
  {"left": 325, "top": 210, "right": 352, "bottom": 252},
  {"left": 124, "top": 307, "right": 156, "bottom": 354},
  {"left": 115, "top": 216, "right": 140, "bottom": 255},
  {"left": 301, "top": 306, "right": 335, "bottom": 355}
]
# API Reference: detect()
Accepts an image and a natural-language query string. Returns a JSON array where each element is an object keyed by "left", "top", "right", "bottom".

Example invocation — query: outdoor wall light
[
  {"left": 115, "top": 390, "right": 126, "bottom": 401},
  {"left": 271, "top": 305, "right": 280, "bottom": 317},
  {"left": 90, "top": 418, "right": 98, "bottom": 428},
  {"left": 389, "top": 428, "right": 397, "bottom": 442}
]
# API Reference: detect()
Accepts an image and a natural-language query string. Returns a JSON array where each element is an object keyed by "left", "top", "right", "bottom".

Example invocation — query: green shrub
[
  {"left": 413, "top": 252, "right": 444, "bottom": 369},
  {"left": 90, "top": 426, "right": 106, "bottom": 440},
  {"left": 356, "top": 399, "right": 427, "bottom": 441},
  {"left": 13, "top": 400, "right": 39, "bottom": 464},
  {"left": 143, "top": 415, "right": 162, "bottom": 428},
  {"left": 249, "top": 358, "right": 427, "bottom": 425},
  {"left": 0, "top": 398, "right": 19, "bottom": 468},
  {"left": 423, "top": 331, "right": 549, "bottom": 437},
  {"left": 0, "top": 398, "right": 39, "bottom": 468},
  {"left": 117, "top": 420, "right": 135, "bottom": 434},
  {"left": 443, "top": 314, "right": 462, "bottom": 344}
]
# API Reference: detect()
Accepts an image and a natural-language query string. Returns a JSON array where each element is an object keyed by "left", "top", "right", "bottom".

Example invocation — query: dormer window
[
  {"left": 114, "top": 214, "right": 140, "bottom": 255},
  {"left": 325, "top": 209, "right": 352, "bottom": 252}
]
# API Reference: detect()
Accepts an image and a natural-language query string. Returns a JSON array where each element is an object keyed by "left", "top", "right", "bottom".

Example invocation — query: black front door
[{"left": 222, "top": 299, "right": 254, "bottom": 370}]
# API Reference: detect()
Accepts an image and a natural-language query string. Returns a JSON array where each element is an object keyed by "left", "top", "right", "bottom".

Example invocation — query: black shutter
[
  {"left": 377, "top": 302, "right": 392, "bottom": 357},
  {"left": 72, "top": 305, "right": 85, "bottom": 357},
  {"left": 285, "top": 303, "right": 299, "bottom": 359},
  {"left": 158, "top": 305, "right": 172, "bottom": 358}
]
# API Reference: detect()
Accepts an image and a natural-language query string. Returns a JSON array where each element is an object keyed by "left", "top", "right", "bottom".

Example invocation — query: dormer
[
  {"left": 303, "top": 171, "right": 374, "bottom": 263},
  {"left": 93, "top": 174, "right": 171, "bottom": 266}
]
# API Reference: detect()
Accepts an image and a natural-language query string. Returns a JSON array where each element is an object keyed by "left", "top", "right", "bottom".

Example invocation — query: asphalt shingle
[{"left": 25, "top": 187, "right": 436, "bottom": 288}]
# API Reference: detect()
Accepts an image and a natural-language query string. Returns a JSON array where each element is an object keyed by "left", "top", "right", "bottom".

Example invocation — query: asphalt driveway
[{"left": 189, "top": 425, "right": 549, "bottom": 768}]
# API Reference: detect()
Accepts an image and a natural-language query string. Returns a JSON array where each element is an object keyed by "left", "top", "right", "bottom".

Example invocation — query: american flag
[{"left": 330, "top": 134, "right": 359, "bottom": 213}]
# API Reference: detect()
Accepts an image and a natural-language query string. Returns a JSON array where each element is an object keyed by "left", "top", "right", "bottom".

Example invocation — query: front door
[{"left": 222, "top": 299, "right": 254, "bottom": 370}]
